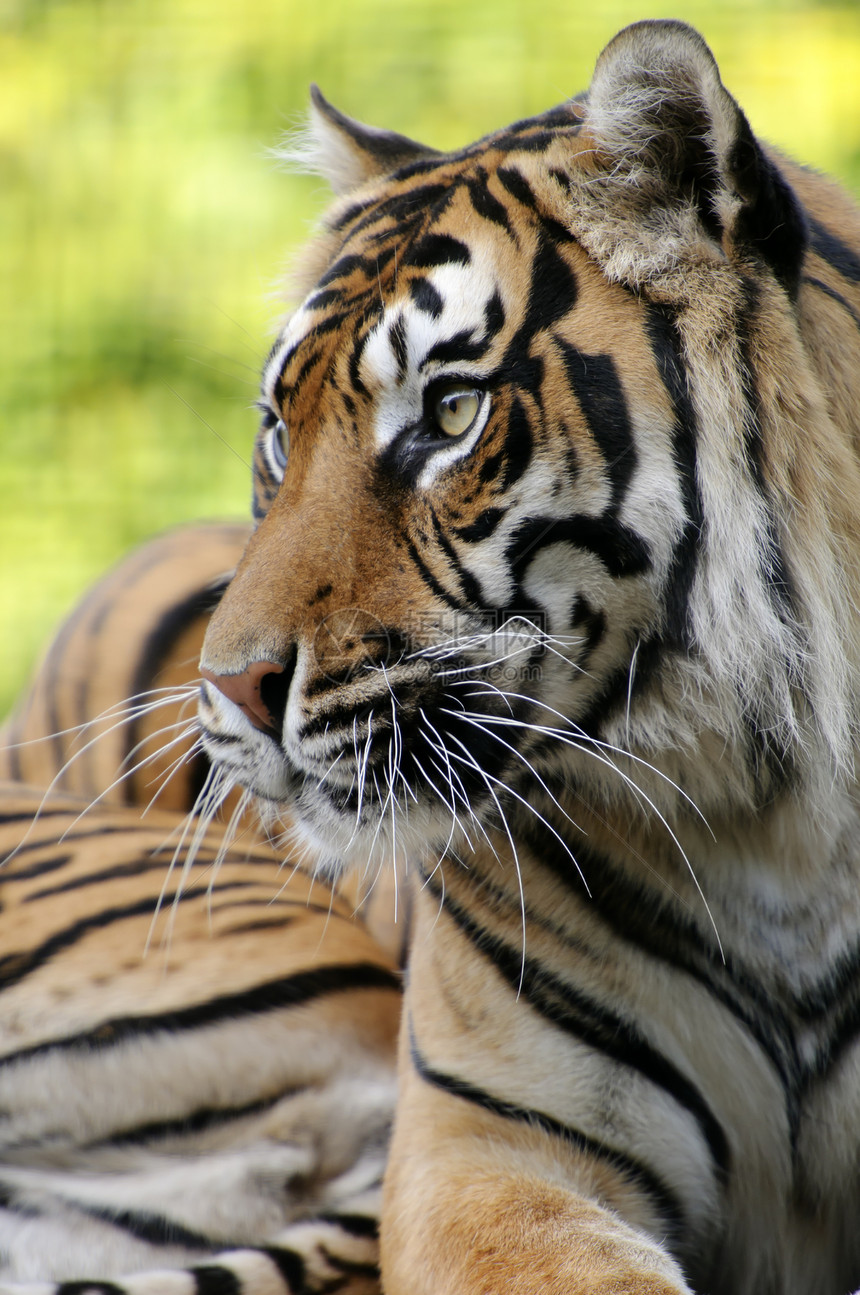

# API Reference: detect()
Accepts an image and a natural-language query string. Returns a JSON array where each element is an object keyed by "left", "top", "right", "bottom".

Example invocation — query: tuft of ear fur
[
  {"left": 568, "top": 20, "right": 807, "bottom": 294},
  {"left": 280, "top": 85, "right": 439, "bottom": 196}
]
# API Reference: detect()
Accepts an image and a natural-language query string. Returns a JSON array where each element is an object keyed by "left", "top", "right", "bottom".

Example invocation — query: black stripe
[
  {"left": 0, "top": 890, "right": 203, "bottom": 994},
  {"left": 217, "top": 916, "right": 298, "bottom": 936},
  {"left": 93, "top": 1092, "right": 292, "bottom": 1148},
  {"left": 496, "top": 167, "right": 538, "bottom": 210},
  {"left": 0, "top": 962, "right": 400, "bottom": 1068},
  {"left": 271, "top": 369, "right": 287, "bottom": 409},
  {"left": 318, "top": 1211, "right": 379, "bottom": 1239},
  {"left": 498, "top": 129, "right": 569, "bottom": 156},
  {"left": 644, "top": 305, "right": 701, "bottom": 650},
  {"left": 735, "top": 284, "right": 799, "bottom": 654},
  {"left": 405, "top": 234, "right": 471, "bottom": 269},
  {"left": 317, "top": 1247, "right": 380, "bottom": 1279},
  {"left": 499, "top": 395, "right": 533, "bottom": 489},
  {"left": 526, "top": 232, "right": 577, "bottom": 327},
  {"left": 292, "top": 346, "right": 325, "bottom": 391},
  {"left": 305, "top": 288, "right": 342, "bottom": 310},
  {"left": 556, "top": 343, "right": 636, "bottom": 512},
  {"left": 381, "top": 181, "right": 451, "bottom": 215},
  {"left": 453, "top": 507, "right": 506, "bottom": 543},
  {"left": 294, "top": 307, "right": 355, "bottom": 340},
  {"left": 804, "top": 274, "right": 860, "bottom": 331},
  {"left": 252, "top": 452, "right": 280, "bottom": 521},
  {"left": 212, "top": 895, "right": 338, "bottom": 918},
  {"left": 22, "top": 853, "right": 184, "bottom": 900},
  {"left": 506, "top": 514, "right": 651, "bottom": 584},
  {"left": 570, "top": 597, "right": 606, "bottom": 661},
  {"left": 348, "top": 328, "right": 370, "bottom": 400},
  {"left": 806, "top": 991, "right": 860, "bottom": 1085},
  {"left": 317, "top": 253, "right": 368, "bottom": 289},
  {"left": 410, "top": 278, "right": 443, "bottom": 318},
  {"left": 409, "top": 1029, "right": 685, "bottom": 1236},
  {"left": 423, "top": 328, "right": 491, "bottom": 368},
  {"left": 296, "top": 702, "right": 370, "bottom": 739},
  {"left": 3, "top": 850, "right": 74, "bottom": 882},
  {"left": 0, "top": 807, "right": 82, "bottom": 825},
  {"left": 571, "top": 636, "right": 662, "bottom": 743},
  {"left": 466, "top": 170, "right": 511, "bottom": 233},
  {"left": 434, "top": 884, "right": 730, "bottom": 1181},
  {"left": 328, "top": 198, "right": 368, "bottom": 233},
  {"left": 11, "top": 844, "right": 284, "bottom": 889},
  {"left": 405, "top": 536, "right": 464, "bottom": 611},
  {"left": 192, "top": 1267, "right": 242, "bottom": 1295},
  {"left": 347, "top": 183, "right": 452, "bottom": 239},
  {"left": 428, "top": 509, "right": 483, "bottom": 605},
  {"left": 261, "top": 1246, "right": 311, "bottom": 1293},
  {"left": 484, "top": 289, "right": 505, "bottom": 340},
  {"left": 126, "top": 581, "right": 230, "bottom": 807},
  {"left": 1, "top": 823, "right": 154, "bottom": 869},
  {"left": 77, "top": 1202, "right": 217, "bottom": 1251},
  {"left": 0, "top": 1179, "right": 39, "bottom": 1216},
  {"left": 732, "top": 138, "right": 807, "bottom": 296},
  {"left": 506, "top": 103, "right": 580, "bottom": 134},
  {"left": 389, "top": 315, "right": 408, "bottom": 381},
  {"left": 522, "top": 821, "right": 801, "bottom": 1104},
  {"left": 807, "top": 214, "right": 860, "bottom": 283},
  {"left": 58, "top": 1284, "right": 126, "bottom": 1295}
]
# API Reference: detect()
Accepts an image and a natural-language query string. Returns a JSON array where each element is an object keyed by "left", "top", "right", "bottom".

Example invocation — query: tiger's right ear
[
  {"left": 566, "top": 20, "right": 807, "bottom": 296},
  {"left": 287, "top": 86, "right": 439, "bottom": 196}
]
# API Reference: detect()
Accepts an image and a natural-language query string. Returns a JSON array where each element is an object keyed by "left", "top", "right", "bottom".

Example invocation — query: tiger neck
[{"left": 422, "top": 780, "right": 860, "bottom": 1004}]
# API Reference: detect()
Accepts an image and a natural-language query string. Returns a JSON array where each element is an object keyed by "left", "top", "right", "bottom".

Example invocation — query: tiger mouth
[{"left": 198, "top": 630, "right": 552, "bottom": 868}]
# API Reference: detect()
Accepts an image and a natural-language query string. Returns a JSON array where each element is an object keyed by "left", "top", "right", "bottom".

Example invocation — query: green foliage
[{"left": 1, "top": 0, "right": 859, "bottom": 716}]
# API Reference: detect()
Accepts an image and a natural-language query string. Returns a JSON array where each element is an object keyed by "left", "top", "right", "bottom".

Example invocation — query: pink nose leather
[{"left": 200, "top": 660, "right": 284, "bottom": 734}]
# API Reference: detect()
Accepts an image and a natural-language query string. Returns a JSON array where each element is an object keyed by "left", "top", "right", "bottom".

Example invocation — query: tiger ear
[
  {"left": 569, "top": 20, "right": 806, "bottom": 294},
  {"left": 295, "top": 85, "right": 439, "bottom": 196}
]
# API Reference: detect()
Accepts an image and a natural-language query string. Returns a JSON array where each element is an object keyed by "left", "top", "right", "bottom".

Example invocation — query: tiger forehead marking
[
  {"left": 259, "top": 147, "right": 680, "bottom": 562},
  {"left": 263, "top": 152, "right": 566, "bottom": 459}
]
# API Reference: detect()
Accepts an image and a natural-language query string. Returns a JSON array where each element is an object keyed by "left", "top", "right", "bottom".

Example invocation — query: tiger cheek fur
[{"left": 199, "top": 19, "right": 860, "bottom": 1295}]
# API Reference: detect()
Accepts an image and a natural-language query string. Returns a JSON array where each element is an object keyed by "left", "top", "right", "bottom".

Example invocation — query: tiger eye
[
  {"left": 271, "top": 418, "right": 289, "bottom": 469},
  {"left": 433, "top": 384, "right": 481, "bottom": 438}
]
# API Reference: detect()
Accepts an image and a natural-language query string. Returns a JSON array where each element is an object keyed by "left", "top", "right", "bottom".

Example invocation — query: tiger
[
  {"left": 191, "top": 17, "right": 860, "bottom": 1295},
  {"left": 3, "top": 15, "right": 860, "bottom": 1295},
  {"left": 0, "top": 522, "right": 251, "bottom": 814},
  {"left": 0, "top": 783, "right": 398, "bottom": 1292},
  {"left": 0, "top": 528, "right": 403, "bottom": 1289},
  {"left": 0, "top": 521, "right": 409, "bottom": 967}
]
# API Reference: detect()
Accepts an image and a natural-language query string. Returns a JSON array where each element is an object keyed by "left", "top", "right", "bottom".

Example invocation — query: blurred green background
[{"left": 2, "top": 0, "right": 859, "bottom": 718}]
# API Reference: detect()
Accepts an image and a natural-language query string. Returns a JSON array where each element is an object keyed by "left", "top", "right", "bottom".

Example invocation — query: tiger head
[{"left": 199, "top": 21, "right": 860, "bottom": 876}]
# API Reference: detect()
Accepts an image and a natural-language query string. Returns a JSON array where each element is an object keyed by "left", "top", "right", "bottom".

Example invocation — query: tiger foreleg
[{"left": 381, "top": 1066, "right": 692, "bottom": 1295}]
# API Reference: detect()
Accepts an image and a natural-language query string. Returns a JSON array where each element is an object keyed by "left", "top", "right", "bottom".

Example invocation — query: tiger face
[
  {"left": 199, "top": 22, "right": 860, "bottom": 881},
  {"left": 198, "top": 115, "right": 688, "bottom": 873}
]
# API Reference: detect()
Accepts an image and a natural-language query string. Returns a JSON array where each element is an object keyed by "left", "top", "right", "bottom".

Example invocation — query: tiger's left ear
[
  {"left": 568, "top": 20, "right": 807, "bottom": 296},
  {"left": 294, "top": 85, "right": 439, "bottom": 196}
]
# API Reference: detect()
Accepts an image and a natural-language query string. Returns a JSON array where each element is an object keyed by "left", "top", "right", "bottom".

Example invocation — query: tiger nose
[{"left": 200, "top": 659, "right": 286, "bottom": 735}]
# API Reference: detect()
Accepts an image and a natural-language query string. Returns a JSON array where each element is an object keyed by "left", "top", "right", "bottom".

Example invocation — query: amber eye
[
  {"left": 270, "top": 418, "right": 289, "bottom": 470},
  {"left": 432, "top": 383, "right": 482, "bottom": 438}
]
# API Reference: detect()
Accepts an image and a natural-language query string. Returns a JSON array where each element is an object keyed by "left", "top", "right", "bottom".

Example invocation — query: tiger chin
[{"left": 199, "top": 19, "right": 860, "bottom": 1295}]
